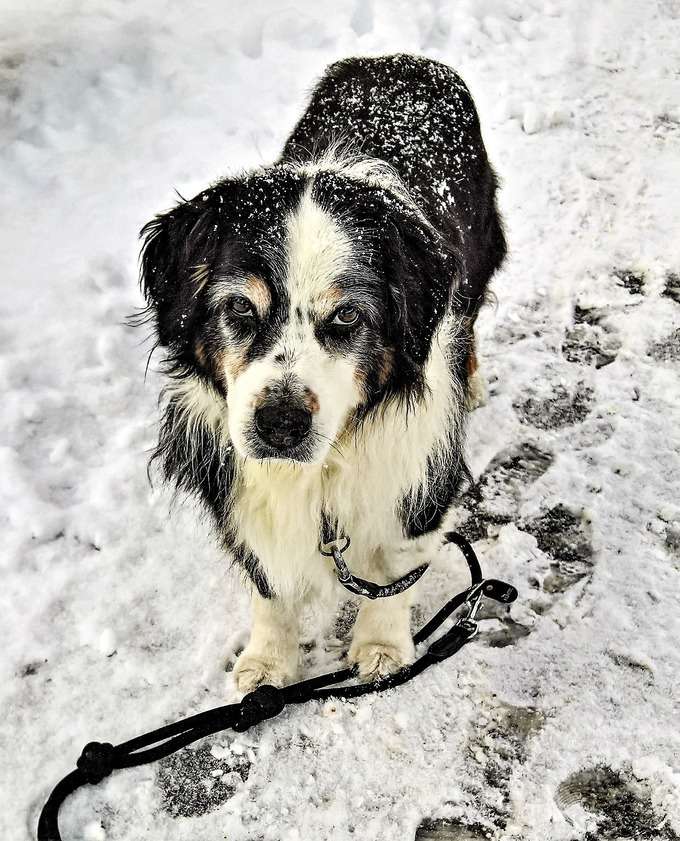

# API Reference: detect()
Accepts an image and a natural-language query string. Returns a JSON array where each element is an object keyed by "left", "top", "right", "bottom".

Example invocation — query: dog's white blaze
[
  {"left": 276, "top": 187, "right": 362, "bottom": 452},
  {"left": 284, "top": 186, "right": 353, "bottom": 304},
  {"left": 225, "top": 186, "right": 363, "bottom": 463}
]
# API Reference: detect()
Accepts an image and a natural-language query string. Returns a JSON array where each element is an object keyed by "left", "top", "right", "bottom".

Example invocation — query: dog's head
[{"left": 140, "top": 162, "right": 460, "bottom": 463}]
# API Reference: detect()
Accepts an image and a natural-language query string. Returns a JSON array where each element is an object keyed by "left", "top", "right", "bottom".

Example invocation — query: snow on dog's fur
[{"left": 138, "top": 54, "right": 506, "bottom": 691}]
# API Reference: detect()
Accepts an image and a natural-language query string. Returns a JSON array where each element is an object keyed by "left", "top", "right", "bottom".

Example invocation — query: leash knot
[
  {"left": 77, "top": 741, "right": 115, "bottom": 784},
  {"left": 233, "top": 684, "right": 285, "bottom": 732}
]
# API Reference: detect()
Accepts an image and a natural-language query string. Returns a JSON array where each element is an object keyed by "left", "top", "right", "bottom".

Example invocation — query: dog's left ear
[
  {"left": 382, "top": 208, "right": 462, "bottom": 368},
  {"left": 139, "top": 195, "right": 220, "bottom": 347}
]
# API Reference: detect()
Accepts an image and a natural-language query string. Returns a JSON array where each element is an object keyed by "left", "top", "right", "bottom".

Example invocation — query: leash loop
[
  {"left": 426, "top": 577, "right": 484, "bottom": 662},
  {"left": 319, "top": 535, "right": 351, "bottom": 557}
]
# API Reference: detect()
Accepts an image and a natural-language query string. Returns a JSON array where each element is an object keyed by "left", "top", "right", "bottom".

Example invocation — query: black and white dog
[{"left": 139, "top": 54, "right": 505, "bottom": 692}]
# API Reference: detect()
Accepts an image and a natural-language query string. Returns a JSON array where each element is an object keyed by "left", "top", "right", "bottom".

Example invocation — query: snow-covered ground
[{"left": 2, "top": 1, "right": 680, "bottom": 839}]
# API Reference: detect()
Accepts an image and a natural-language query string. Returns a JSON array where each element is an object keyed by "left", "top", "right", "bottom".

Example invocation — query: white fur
[
  {"left": 232, "top": 592, "right": 300, "bottom": 691},
  {"left": 348, "top": 584, "right": 416, "bottom": 678}
]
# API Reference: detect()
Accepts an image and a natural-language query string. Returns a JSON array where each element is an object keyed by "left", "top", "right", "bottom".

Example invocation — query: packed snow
[{"left": 1, "top": 1, "right": 679, "bottom": 839}]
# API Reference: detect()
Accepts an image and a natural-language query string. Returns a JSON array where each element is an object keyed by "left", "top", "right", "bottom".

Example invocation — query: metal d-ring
[
  {"left": 319, "top": 536, "right": 353, "bottom": 585},
  {"left": 319, "top": 535, "right": 351, "bottom": 557}
]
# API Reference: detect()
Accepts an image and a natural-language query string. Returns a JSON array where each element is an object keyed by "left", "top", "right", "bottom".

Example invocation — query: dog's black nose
[{"left": 254, "top": 401, "right": 312, "bottom": 450}]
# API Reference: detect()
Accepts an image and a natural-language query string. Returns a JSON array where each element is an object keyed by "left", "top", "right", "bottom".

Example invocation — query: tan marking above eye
[
  {"left": 243, "top": 275, "right": 271, "bottom": 315},
  {"left": 311, "top": 284, "right": 345, "bottom": 318}
]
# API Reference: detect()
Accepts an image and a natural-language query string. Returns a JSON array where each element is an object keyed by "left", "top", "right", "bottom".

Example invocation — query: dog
[{"left": 139, "top": 54, "right": 505, "bottom": 693}]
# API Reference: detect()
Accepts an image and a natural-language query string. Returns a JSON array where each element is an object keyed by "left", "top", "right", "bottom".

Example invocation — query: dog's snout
[{"left": 254, "top": 401, "right": 312, "bottom": 450}]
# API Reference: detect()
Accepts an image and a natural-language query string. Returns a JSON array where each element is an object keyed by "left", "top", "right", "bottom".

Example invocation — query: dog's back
[{"left": 281, "top": 54, "right": 506, "bottom": 317}]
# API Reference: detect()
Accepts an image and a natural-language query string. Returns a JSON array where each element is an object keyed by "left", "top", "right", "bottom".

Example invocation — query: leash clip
[
  {"left": 427, "top": 619, "right": 478, "bottom": 661},
  {"left": 426, "top": 581, "right": 487, "bottom": 661}
]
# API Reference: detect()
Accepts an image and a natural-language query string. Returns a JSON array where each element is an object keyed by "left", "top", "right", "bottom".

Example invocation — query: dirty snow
[{"left": 1, "top": 1, "right": 680, "bottom": 840}]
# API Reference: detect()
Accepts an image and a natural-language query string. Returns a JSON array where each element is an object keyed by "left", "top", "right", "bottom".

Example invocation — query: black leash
[{"left": 37, "top": 532, "right": 517, "bottom": 841}]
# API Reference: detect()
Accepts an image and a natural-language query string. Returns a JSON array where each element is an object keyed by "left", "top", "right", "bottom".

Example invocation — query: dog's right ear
[{"left": 139, "top": 196, "right": 219, "bottom": 348}]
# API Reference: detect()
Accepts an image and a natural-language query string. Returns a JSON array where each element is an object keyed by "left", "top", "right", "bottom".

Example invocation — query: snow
[{"left": 1, "top": 1, "right": 679, "bottom": 840}]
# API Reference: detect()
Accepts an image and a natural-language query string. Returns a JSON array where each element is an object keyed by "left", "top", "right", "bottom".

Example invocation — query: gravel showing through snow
[{"left": 1, "top": 1, "right": 679, "bottom": 839}]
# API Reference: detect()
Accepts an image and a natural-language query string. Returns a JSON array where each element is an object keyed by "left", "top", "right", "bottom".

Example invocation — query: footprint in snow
[
  {"left": 452, "top": 443, "right": 593, "bottom": 646},
  {"left": 157, "top": 742, "right": 251, "bottom": 818},
  {"left": 455, "top": 441, "right": 554, "bottom": 543},
  {"left": 469, "top": 702, "right": 546, "bottom": 828},
  {"left": 562, "top": 303, "right": 621, "bottom": 369},
  {"left": 662, "top": 271, "right": 680, "bottom": 304},
  {"left": 416, "top": 701, "right": 546, "bottom": 838},
  {"left": 415, "top": 819, "right": 493, "bottom": 839},
  {"left": 479, "top": 504, "right": 593, "bottom": 645},
  {"left": 514, "top": 381, "right": 594, "bottom": 429},
  {"left": 520, "top": 504, "right": 594, "bottom": 598},
  {"left": 555, "top": 765, "right": 679, "bottom": 840},
  {"left": 647, "top": 328, "right": 680, "bottom": 362}
]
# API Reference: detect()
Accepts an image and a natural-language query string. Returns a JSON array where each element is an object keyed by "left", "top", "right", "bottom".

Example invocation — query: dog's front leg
[
  {"left": 233, "top": 592, "right": 300, "bottom": 693},
  {"left": 348, "top": 587, "right": 416, "bottom": 679},
  {"left": 348, "top": 547, "right": 422, "bottom": 679}
]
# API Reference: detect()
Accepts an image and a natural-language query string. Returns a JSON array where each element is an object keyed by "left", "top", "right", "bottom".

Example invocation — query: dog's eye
[
  {"left": 331, "top": 305, "right": 360, "bottom": 326},
  {"left": 228, "top": 296, "right": 255, "bottom": 317}
]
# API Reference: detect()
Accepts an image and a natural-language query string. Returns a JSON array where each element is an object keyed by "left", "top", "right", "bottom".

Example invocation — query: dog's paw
[
  {"left": 348, "top": 639, "right": 415, "bottom": 680},
  {"left": 232, "top": 652, "right": 295, "bottom": 694}
]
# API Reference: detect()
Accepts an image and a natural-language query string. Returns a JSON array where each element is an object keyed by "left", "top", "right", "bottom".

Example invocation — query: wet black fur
[
  {"left": 281, "top": 54, "right": 506, "bottom": 319},
  {"left": 139, "top": 55, "right": 506, "bottom": 595}
]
